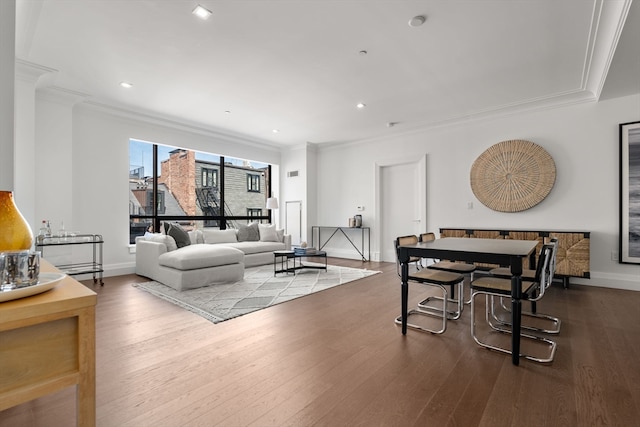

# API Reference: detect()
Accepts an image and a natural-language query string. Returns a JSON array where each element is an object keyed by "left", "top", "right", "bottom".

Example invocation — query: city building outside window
[{"left": 129, "top": 139, "right": 273, "bottom": 243}]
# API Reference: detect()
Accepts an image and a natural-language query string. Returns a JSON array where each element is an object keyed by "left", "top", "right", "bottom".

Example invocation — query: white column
[
  {"left": 14, "top": 59, "right": 57, "bottom": 232},
  {"left": 34, "top": 86, "right": 88, "bottom": 233},
  {"left": 0, "top": 0, "right": 16, "bottom": 190}
]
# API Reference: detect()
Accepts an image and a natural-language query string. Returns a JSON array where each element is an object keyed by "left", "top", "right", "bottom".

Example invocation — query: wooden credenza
[
  {"left": 0, "top": 260, "right": 97, "bottom": 426},
  {"left": 439, "top": 228, "right": 590, "bottom": 287}
]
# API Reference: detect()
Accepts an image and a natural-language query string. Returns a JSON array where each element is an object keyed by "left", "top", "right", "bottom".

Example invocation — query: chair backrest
[
  {"left": 419, "top": 232, "right": 436, "bottom": 243},
  {"left": 530, "top": 243, "right": 554, "bottom": 301},
  {"left": 546, "top": 238, "right": 558, "bottom": 288},
  {"left": 397, "top": 235, "right": 419, "bottom": 247},
  {"left": 395, "top": 235, "right": 419, "bottom": 276}
]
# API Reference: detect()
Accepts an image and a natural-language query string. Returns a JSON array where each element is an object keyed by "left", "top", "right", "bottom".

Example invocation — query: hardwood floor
[{"left": 1, "top": 258, "right": 639, "bottom": 426}]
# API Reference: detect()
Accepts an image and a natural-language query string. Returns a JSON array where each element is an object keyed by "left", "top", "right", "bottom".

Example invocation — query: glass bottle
[{"left": 38, "top": 220, "right": 47, "bottom": 243}]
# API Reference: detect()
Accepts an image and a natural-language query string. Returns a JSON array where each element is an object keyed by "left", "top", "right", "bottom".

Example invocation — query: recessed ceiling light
[
  {"left": 356, "top": 103, "right": 366, "bottom": 109},
  {"left": 224, "top": 110, "right": 231, "bottom": 114},
  {"left": 359, "top": 50, "right": 368, "bottom": 56},
  {"left": 192, "top": 5, "right": 212, "bottom": 20},
  {"left": 272, "top": 129, "right": 280, "bottom": 133},
  {"left": 120, "top": 81, "right": 133, "bottom": 88},
  {"left": 408, "top": 15, "right": 426, "bottom": 27}
]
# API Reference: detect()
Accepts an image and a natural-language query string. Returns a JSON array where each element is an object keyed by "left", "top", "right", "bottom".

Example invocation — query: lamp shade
[{"left": 266, "top": 197, "right": 279, "bottom": 210}]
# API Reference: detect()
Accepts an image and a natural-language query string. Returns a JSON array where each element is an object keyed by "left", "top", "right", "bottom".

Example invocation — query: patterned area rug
[{"left": 133, "top": 263, "right": 380, "bottom": 323}]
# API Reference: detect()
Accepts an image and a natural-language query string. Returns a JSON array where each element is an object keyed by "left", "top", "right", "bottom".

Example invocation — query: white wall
[
  {"left": 315, "top": 94, "right": 640, "bottom": 289},
  {"left": 19, "top": 80, "right": 640, "bottom": 289},
  {"left": 280, "top": 143, "right": 317, "bottom": 244},
  {"left": 26, "top": 101, "right": 281, "bottom": 276},
  {"left": 0, "top": 0, "right": 15, "bottom": 190}
]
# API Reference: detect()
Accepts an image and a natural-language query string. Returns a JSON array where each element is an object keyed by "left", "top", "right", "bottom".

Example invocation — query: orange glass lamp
[{"left": 0, "top": 191, "right": 34, "bottom": 251}]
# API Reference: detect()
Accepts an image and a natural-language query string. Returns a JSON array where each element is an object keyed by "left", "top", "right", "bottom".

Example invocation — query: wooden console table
[{"left": 0, "top": 260, "right": 97, "bottom": 426}]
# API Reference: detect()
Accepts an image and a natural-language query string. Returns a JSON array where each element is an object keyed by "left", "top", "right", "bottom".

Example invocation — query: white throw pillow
[
  {"left": 202, "top": 229, "right": 238, "bottom": 244},
  {"left": 148, "top": 234, "right": 178, "bottom": 252},
  {"left": 189, "top": 229, "right": 204, "bottom": 245},
  {"left": 258, "top": 224, "right": 279, "bottom": 242}
]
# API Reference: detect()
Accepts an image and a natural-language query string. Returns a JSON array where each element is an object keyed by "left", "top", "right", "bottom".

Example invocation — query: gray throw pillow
[
  {"left": 237, "top": 222, "right": 259, "bottom": 241},
  {"left": 166, "top": 223, "right": 191, "bottom": 248}
]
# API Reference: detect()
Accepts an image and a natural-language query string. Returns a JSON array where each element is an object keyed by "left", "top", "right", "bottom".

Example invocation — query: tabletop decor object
[
  {"left": 470, "top": 140, "right": 556, "bottom": 212},
  {"left": 0, "top": 190, "right": 34, "bottom": 251}
]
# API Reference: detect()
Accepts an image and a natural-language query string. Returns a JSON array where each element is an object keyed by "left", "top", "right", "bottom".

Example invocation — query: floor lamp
[{"left": 266, "top": 197, "right": 279, "bottom": 225}]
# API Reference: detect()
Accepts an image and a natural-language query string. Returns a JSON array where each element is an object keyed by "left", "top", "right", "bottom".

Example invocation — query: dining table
[{"left": 397, "top": 237, "right": 538, "bottom": 366}]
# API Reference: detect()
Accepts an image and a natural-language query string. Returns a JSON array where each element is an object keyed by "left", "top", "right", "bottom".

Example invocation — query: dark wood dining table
[{"left": 397, "top": 237, "right": 538, "bottom": 366}]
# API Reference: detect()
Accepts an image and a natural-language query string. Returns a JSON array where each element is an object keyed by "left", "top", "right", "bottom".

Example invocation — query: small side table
[
  {"left": 274, "top": 250, "right": 296, "bottom": 275},
  {"left": 273, "top": 250, "right": 328, "bottom": 275}
]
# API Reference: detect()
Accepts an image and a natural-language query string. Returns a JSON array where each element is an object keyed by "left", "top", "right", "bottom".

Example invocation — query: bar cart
[{"left": 35, "top": 233, "right": 104, "bottom": 285}]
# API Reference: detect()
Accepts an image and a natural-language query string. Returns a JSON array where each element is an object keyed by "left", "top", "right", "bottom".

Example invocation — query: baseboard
[
  {"left": 70, "top": 262, "right": 136, "bottom": 282},
  {"left": 322, "top": 248, "right": 371, "bottom": 262},
  {"left": 571, "top": 271, "right": 639, "bottom": 291}
]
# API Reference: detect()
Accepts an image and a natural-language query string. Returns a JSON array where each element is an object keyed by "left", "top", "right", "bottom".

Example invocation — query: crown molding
[{"left": 79, "top": 99, "right": 282, "bottom": 154}]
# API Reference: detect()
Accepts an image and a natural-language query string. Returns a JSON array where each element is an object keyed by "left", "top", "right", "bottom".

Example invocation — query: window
[
  {"left": 247, "top": 208, "right": 262, "bottom": 218},
  {"left": 247, "top": 174, "right": 260, "bottom": 192},
  {"left": 129, "top": 139, "right": 273, "bottom": 243},
  {"left": 202, "top": 168, "right": 218, "bottom": 188}
]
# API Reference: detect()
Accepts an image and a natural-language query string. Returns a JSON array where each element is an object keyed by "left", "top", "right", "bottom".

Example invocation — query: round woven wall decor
[{"left": 470, "top": 140, "right": 556, "bottom": 212}]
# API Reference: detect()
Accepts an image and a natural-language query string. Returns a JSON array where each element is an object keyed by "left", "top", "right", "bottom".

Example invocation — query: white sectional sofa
[{"left": 135, "top": 224, "right": 291, "bottom": 291}]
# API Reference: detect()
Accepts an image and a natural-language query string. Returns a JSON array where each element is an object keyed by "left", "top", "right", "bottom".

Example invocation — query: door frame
[
  {"left": 374, "top": 154, "right": 427, "bottom": 262},
  {"left": 285, "top": 200, "right": 302, "bottom": 246}
]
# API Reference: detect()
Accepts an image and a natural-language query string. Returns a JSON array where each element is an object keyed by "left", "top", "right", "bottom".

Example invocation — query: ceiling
[{"left": 15, "top": 0, "right": 640, "bottom": 148}]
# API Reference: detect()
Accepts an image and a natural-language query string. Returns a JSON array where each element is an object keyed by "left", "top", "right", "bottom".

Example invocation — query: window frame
[
  {"left": 129, "top": 142, "right": 274, "bottom": 243},
  {"left": 247, "top": 173, "right": 261, "bottom": 193}
]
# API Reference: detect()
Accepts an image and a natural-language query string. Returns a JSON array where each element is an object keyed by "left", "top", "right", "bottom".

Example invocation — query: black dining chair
[
  {"left": 419, "top": 232, "right": 477, "bottom": 306},
  {"left": 487, "top": 238, "right": 561, "bottom": 334},
  {"left": 470, "top": 243, "right": 557, "bottom": 363},
  {"left": 394, "top": 235, "right": 465, "bottom": 334}
]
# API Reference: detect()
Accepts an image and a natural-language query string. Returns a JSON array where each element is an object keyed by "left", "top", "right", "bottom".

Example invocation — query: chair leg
[
  {"left": 470, "top": 291, "right": 557, "bottom": 363},
  {"left": 463, "top": 272, "right": 473, "bottom": 305},
  {"left": 417, "top": 279, "right": 463, "bottom": 320},
  {"left": 490, "top": 296, "right": 561, "bottom": 334},
  {"left": 395, "top": 284, "right": 448, "bottom": 334}
]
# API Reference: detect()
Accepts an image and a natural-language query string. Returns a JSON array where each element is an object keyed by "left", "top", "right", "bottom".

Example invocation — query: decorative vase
[{"left": 0, "top": 191, "right": 34, "bottom": 251}]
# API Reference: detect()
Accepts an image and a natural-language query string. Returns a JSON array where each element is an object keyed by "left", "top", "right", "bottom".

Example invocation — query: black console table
[{"left": 311, "top": 226, "right": 370, "bottom": 261}]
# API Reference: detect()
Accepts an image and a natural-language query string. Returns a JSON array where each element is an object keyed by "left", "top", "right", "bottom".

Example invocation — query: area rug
[{"left": 133, "top": 263, "right": 380, "bottom": 323}]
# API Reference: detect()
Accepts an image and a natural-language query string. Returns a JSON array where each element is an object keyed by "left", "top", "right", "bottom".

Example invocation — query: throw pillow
[
  {"left": 189, "top": 229, "right": 204, "bottom": 245},
  {"left": 148, "top": 234, "right": 178, "bottom": 252},
  {"left": 258, "top": 223, "right": 279, "bottom": 242},
  {"left": 237, "top": 222, "right": 260, "bottom": 241},
  {"left": 276, "top": 228, "right": 284, "bottom": 243},
  {"left": 166, "top": 222, "right": 191, "bottom": 248}
]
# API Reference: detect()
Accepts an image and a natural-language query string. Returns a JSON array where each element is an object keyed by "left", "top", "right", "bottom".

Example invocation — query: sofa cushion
[
  {"left": 258, "top": 223, "right": 279, "bottom": 242},
  {"left": 226, "top": 241, "right": 286, "bottom": 255},
  {"left": 202, "top": 229, "right": 238, "bottom": 244},
  {"left": 159, "top": 245, "right": 244, "bottom": 270},
  {"left": 166, "top": 223, "right": 191, "bottom": 248},
  {"left": 237, "top": 222, "right": 260, "bottom": 241}
]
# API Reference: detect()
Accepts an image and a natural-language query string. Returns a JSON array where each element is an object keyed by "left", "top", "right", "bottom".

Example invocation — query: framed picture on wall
[{"left": 620, "top": 121, "right": 640, "bottom": 264}]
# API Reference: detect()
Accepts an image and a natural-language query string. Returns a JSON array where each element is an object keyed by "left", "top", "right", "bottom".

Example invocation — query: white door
[
  {"left": 285, "top": 201, "right": 302, "bottom": 246},
  {"left": 377, "top": 156, "right": 426, "bottom": 262}
]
